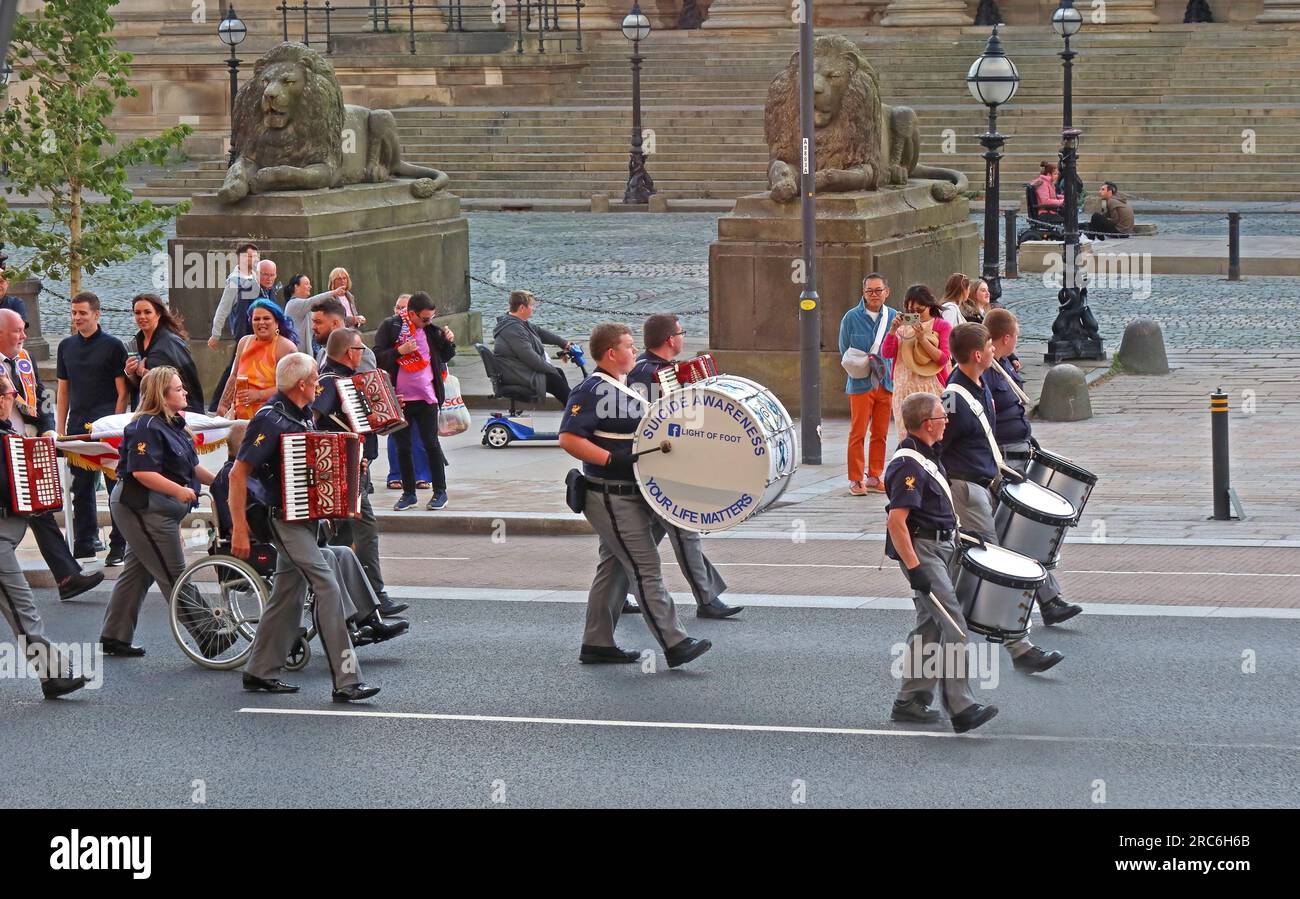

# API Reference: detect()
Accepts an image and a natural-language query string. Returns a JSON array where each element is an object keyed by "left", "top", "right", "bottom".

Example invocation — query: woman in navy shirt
[{"left": 99, "top": 367, "right": 216, "bottom": 657}]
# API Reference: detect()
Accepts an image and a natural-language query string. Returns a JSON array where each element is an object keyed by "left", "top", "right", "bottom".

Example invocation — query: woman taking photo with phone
[{"left": 882, "top": 284, "right": 952, "bottom": 430}]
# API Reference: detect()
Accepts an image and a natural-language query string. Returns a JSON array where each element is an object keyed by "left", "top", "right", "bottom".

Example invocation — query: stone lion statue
[
  {"left": 765, "top": 35, "right": 968, "bottom": 204},
  {"left": 217, "top": 42, "right": 449, "bottom": 205}
]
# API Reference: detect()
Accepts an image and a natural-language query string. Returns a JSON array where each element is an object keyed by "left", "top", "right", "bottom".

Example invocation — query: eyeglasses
[
  {"left": 927, "top": 415, "right": 949, "bottom": 422},
  {"left": 864, "top": 288, "right": 887, "bottom": 295},
  {"left": 0, "top": 390, "right": 17, "bottom": 398},
  {"left": 673, "top": 330, "right": 686, "bottom": 337},
  {"left": 347, "top": 345, "right": 364, "bottom": 353}
]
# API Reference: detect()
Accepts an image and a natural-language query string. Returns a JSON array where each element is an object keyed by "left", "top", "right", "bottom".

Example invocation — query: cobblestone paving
[{"left": 9, "top": 212, "right": 1300, "bottom": 348}]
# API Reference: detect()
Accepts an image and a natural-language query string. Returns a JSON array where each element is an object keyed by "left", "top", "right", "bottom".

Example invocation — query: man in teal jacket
[{"left": 838, "top": 273, "right": 896, "bottom": 495}]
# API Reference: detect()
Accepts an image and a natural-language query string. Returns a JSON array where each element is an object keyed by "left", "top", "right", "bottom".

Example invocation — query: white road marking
[
  {"left": 708, "top": 562, "right": 1300, "bottom": 578},
  {"left": 380, "top": 557, "right": 471, "bottom": 561},
  {"left": 237, "top": 708, "right": 1300, "bottom": 752}
]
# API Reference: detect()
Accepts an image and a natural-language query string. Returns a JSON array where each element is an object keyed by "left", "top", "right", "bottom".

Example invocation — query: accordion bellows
[{"left": 278, "top": 432, "right": 362, "bottom": 522}]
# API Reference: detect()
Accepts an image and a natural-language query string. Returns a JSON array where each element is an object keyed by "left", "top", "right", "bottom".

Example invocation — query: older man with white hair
[{"left": 227, "top": 353, "right": 382, "bottom": 703}]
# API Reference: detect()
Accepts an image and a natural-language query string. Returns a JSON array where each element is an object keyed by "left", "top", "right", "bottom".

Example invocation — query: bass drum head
[
  {"left": 999, "top": 479, "right": 1076, "bottom": 525},
  {"left": 960, "top": 543, "right": 1047, "bottom": 589},
  {"left": 635, "top": 377, "right": 797, "bottom": 533}
]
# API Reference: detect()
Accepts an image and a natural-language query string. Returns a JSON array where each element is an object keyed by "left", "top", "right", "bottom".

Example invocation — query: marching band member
[
  {"left": 558, "top": 323, "right": 712, "bottom": 668},
  {"left": 939, "top": 324, "right": 1064, "bottom": 674},
  {"left": 99, "top": 367, "right": 216, "bottom": 657},
  {"left": 622, "top": 312, "right": 741, "bottom": 620},
  {"left": 884, "top": 392, "right": 996, "bottom": 732},
  {"left": 227, "top": 353, "right": 381, "bottom": 701},
  {"left": 0, "top": 373, "right": 90, "bottom": 699},
  {"left": 985, "top": 309, "right": 1083, "bottom": 626},
  {"left": 210, "top": 417, "right": 408, "bottom": 648}
]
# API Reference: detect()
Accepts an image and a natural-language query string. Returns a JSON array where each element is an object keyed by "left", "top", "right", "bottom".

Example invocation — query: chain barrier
[{"left": 469, "top": 274, "right": 709, "bottom": 318}]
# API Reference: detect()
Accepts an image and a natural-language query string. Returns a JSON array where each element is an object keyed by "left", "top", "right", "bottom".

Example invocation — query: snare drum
[
  {"left": 1025, "top": 447, "right": 1097, "bottom": 523},
  {"left": 993, "top": 479, "right": 1076, "bottom": 568},
  {"left": 634, "top": 375, "right": 798, "bottom": 533},
  {"left": 955, "top": 542, "right": 1047, "bottom": 643}
]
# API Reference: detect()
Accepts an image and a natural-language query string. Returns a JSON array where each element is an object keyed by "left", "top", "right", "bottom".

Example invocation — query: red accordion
[
  {"left": 654, "top": 353, "right": 719, "bottom": 394},
  {"left": 331, "top": 370, "right": 407, "bottom": 436},
  {"left": 277, "top": 432, "right": 361, "bottom": 522},
  {"left": 3, "top": 435, "right": 64, "bottom": 515}
]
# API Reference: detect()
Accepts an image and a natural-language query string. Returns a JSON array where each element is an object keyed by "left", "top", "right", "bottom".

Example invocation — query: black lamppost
[
  {"left": 621, "top": 3, "right": 654, "bottom": 204},
  {"left": 974, "top": 0, "right": 1003, "bottom": 25},
  {"left": 967, "top": 25, "right": 1019, "bottom": 308},
  {"left": 1046, "top": 3, "right": 1104, "bottom": 362},
  {"left": 1, "top": 59, "right": 12, "bottom": 178},
  {"left": 218, "top": 5, "right": 247, "bottom": 167}
]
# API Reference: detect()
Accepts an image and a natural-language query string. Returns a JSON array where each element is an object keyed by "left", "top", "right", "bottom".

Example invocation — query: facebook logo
[{"left": 668, "top": 424, "right": 682, "bottom": 437}]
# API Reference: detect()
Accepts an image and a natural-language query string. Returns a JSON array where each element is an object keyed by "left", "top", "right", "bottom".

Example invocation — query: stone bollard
[
  {"left": 648, "top": 194, "right": 669, "bottom": 213},
  {"left": 590, "top": 194, "right": 610, "bottom": 213},
  {"left": 8, "top": 279, "right": 51, "bottom": 362},
  {"left": 1116, "top": 318, "right": 1170, "bottom": 375},
  {"left": 1038, "top": 364, "right": 1092, "bottom": 422}
]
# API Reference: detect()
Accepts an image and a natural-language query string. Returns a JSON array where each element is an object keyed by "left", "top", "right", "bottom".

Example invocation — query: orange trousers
[{"left": 848, "top": 385, "right": 893, "bottom": 482}]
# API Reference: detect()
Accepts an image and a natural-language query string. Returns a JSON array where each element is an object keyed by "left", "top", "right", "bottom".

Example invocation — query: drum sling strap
[
  {"left": 943, "top": 382, "right": 1021, "bottom": 484},
  {"left": 890, "top": 448, "right": 961, "bottom": 530},
  {"left": 591, "top": 372, "right": 643, "bottom": 441}
]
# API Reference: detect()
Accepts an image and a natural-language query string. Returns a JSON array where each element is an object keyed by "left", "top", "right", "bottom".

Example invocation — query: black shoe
[
  {"left": 1013, "top": 646, "right": 1065, "bottom": 674},
  {"left": 579, "top": 643, "right": 641, "bottom": 664},
  {"left": 332, "top": 683, "right": 380, "bottom": 702},
  {"left": 105, "top": 547, "right": 126, "bottom": 567},
  {"left": 355, "top": 612, "right": 409, "bottom": 645},
  {"left": 621, "top": 599, "right": 641, "bottom": 615},
  {"left": 42, "top": 675, "right": 89, "bottom": 700},
  {"left": 377, "top": 597, "right": 409, "bottom": 616},
  {"left": 697, "top": 599, "right": 744, "bottom": 619},
  {"left": 72, "top": 544, "right": 100, "bottom": 560},
  {"left": 665, "top": 637, "right": 712, "bottom": 669},
  {"left": 242, "top": 673, "right": 299, "bottom": 693},
  {"left": 891, "top": 697, "right": 941, "bottom": 724},
  {"left": 1040, "top": 596, "right": 1083, "bottom": 626},
  {"left": 951, "top": 703, "right": 999, "bottom": 734},
  {"left": 100, "top": 637, "right": 145, "bottom": 657},
  {"left": 59, "top": 571, "right": 104, "bottom": 601}
]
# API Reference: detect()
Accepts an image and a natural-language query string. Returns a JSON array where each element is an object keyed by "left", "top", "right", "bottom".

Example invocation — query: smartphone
[{"left": 898, "top": 312, "right": 921, "bottom": 327}]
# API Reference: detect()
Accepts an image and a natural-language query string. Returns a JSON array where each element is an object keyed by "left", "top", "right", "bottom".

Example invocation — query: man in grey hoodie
[
  {"left": 492, "top": 289, "right": 572, "bottom": 404},
  {"left": 1084, "top": 181, "right": 1134, "bottom": 238}
]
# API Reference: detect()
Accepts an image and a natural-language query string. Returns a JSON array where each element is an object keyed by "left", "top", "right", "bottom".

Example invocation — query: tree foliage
[{"left": 0, "top": 0, "right": 192, "bottom": 300}]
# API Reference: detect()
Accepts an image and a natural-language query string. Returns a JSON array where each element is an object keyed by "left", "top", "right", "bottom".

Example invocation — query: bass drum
[
  {"left": 1025, "top": 447, "right": 1096, "bottom": 523},
  {"left": 955, "top": 543, "right": 1047, "bottom": 643},
  {"left": 634, "top": 375, "right": 798, "bottom": 533}
]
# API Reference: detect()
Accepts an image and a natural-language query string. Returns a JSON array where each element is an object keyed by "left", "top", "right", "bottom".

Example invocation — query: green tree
[{"left": 0, "top": 0, "right": 191, "bottom": 301}]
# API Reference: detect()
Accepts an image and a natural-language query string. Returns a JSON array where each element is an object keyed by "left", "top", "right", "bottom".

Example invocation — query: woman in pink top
[
  {"left": 882, "top": 284, "right": 953, "bottom": 429},
  {"left": 1031, "top": 160, "right": 1064, "bottom": 214}
]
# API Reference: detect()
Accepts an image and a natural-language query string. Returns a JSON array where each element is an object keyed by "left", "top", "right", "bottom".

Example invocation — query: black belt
[
  {"left": 1002, "top": 450, "right": 1032, "bottom": 461},
  {"left": 911, "top": 527, "right": 954, "bottom": 542},
  {"left": 588, "top": 480, "right": 639, "bottom": 496},
  {"left": 950, "top": 474, "right": 995, "bottom": 490}
]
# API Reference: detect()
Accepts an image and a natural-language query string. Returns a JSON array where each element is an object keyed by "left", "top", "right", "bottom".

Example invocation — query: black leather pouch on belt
[{"left": 564, "top": 469, "right": 587, "bottom": 514}]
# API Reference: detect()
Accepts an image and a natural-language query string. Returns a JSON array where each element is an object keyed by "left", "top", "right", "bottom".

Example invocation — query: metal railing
[{"left": 274, "top": 1, "right": 584, "bottom": 55}]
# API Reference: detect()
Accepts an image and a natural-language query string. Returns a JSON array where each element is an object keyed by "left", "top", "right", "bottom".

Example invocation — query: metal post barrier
[
  {"left": 575, "top": 0, "right": 583, "bottom": 51},
  {"left": 538, "top": 0, "right": 546, "bottom": 53},
  {"left": 302, "top": 0, "right": 310, "bottom": 47},
  {"left": 408, "top": 0, "right": 415, "bottom": 53},
  {"left": 1210, "top": 389, "right": 1232, "bottom": 521},
  {"left": 1227, "top": 212, "right": 1241, "bottom": 282},
  {"left": 516, "top": 0, "right": 524, "bottom": 53},
  {"left": 280, "top": 2, "right": 290, "bottom": 42},
  {"left": 324, "top": 2, "right": 333, "bottom": 54},
  {"left": 1004, "top": 208, "right": 1018, "bottom": 279}
]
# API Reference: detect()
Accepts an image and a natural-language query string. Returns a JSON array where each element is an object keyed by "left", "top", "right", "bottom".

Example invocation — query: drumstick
[
  {"left": 926, "top": 591, "right": 967, "bottom": 641},
  {"left": 632, "top": 440, "right": 672, "bottom": 460},
  {"left": 992, "top": 357, "right": 1033, "bottom": 407}
]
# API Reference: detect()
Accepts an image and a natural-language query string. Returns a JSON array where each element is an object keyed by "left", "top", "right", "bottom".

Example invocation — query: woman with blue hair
[{"left": 215, "top": 299, "right": 298, "bottom": 420}]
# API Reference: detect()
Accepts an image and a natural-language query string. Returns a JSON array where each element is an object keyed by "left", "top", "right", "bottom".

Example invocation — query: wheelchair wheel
[
  {"left": 169, "top": 555, "right": 269, "bottom": 670},
  {"left": 285, "top": 635, "right": 311, "bottom": 672}
]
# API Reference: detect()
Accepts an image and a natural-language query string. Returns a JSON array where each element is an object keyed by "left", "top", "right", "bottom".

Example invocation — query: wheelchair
[
  {"left": 168, "top": 526, "right": 316, "bottom": 672},
  {"left": 1016, "top": 182, "right": 1067, "bottom": 247}
]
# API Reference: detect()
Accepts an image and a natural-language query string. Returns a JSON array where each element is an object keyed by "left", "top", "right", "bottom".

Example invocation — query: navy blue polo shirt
[
  {"left": 57, "top": 327, "right": 128, "bottom": 433},
  {"left": 938, "top": 367, "right": 999, "bottom": 484},
  {"left": 559, "top": 369, "right": 644, "bottom": 481},
  {"left": 118, "top": 413, "right": 201, "bottom": 500},
  {"left": 884, "top": 435, "right": 957, "bottom": 531},
  {"left": 988, "top": 360, "right": 1031, "bottom": 447},
  {"left": 210, "top": 459, "right": 235, "bottom": 537},
  {"left": 626, "top": 351, "right": 671, "bottom": 402},
  {"left": 238, "top": 392, "right": 315, "bottom": 506}
]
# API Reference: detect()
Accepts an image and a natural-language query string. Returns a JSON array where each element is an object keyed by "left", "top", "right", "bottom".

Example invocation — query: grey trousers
[
  {"left": 0, "top": 515, "right": 68, "bottom": 681},
  {"left": 247, "top": 518, "right": 360, "bottom": 689},
  {"left": 895, "top": 537, "right": 977, "bottom": 716},
  {"left": 102, "top": 488, "right": 197, "bottom": 644},
  {"left": 1001, "top": 442, "right": 1065, "bottom": 605},
  {"left": 322, "top": 544, "right": 377, "bottom": 622},
  {"left": 948, "top": 478, "right": 1036, "bottom": 657},
  {"left": 582, "top": 481, "right": 688, "bottom": 651},
  {"left": 605, "top": 519, "right": 728, "bottom": 611},
  {"left": 332, "top": 469, "right": 388, "bottom": 604}
]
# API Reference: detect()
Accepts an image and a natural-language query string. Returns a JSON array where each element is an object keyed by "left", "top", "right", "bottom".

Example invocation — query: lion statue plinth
[
  {"left": 217, "top": 42, "right": 449, "bottom": 205},
  {"left": 764, "top": 35, "right": 968, "bottom": 205}
]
